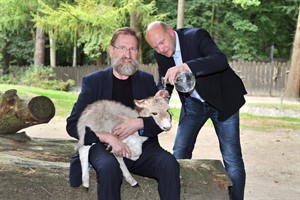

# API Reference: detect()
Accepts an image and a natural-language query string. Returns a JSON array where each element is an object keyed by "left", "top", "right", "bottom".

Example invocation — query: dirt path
[{"left": 20, "top": 113, "right": 300, "bottom": 200}]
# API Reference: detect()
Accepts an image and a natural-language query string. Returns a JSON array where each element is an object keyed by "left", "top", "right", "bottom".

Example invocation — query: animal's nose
[{"left": 162, "top": 124, "right": 172, "bottom": 131}]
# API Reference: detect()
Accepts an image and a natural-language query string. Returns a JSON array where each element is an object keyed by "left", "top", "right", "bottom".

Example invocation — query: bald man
[{"left": 146, "top": 21, "right": 247, "bottom": 200}]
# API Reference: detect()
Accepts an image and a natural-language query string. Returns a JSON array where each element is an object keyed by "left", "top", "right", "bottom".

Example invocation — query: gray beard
[{"left": 111, "top": 57, "right": 139, "bottom": 76}]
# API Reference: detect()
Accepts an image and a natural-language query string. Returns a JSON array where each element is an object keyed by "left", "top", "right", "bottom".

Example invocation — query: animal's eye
[{"left": 152, "top": 112, "right": 158, "bottom": 115}]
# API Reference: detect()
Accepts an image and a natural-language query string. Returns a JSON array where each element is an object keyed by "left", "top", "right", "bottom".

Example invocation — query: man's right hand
[{"left": 95, "top": 132, "right": 132, "bottom": 158}]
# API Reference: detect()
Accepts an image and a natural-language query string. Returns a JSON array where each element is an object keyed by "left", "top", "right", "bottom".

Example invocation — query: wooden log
[
  {"left": 121, "top": 159, "right": 232, "bottom": 200},
  {"left": 0, "top": 138, "right": 232, "bottom": 199},
  {"left": 0, "top": 89, "right": 55, "bottom": 135}
]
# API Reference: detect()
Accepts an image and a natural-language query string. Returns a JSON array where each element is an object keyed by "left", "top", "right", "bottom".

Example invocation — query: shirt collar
[{"left": 173, "top": 31, "right": 181, "bottom": 58}]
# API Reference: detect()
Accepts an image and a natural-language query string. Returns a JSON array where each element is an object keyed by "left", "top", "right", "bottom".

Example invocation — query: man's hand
[
  {"left": 165, "top": 63, "right": 190, "bottom": 84},
  {"left": 112, "top": 115, "right": 143, "bottom": 140},
  {"left": 95, "top": 132, "right": 132, "bottom": 158}
]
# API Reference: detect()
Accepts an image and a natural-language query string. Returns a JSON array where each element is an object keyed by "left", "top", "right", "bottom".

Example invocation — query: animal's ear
[
  {"left": 153, "top": 95, "right": 166, "bottom": 104},
  {"left": 134, "top": 99, "right": 147, "bottom": 108},
  {"left": 155, "top": 90, "right": 169, "bottom": 100}
]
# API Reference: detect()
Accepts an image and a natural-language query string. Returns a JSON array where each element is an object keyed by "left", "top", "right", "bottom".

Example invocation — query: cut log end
[
  {"left": 0, "top": 89, "right": 56, "bottom": 135},
  {"left": 28, "top": 96, "right": 56, "bottom": 122}
]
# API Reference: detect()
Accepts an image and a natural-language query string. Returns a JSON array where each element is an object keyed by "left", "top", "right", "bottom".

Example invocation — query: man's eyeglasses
[{"left": 112, "top": 44, "right": 139, "bottom": 54}]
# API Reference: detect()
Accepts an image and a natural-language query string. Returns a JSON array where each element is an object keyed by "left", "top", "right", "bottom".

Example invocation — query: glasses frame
[{"left": 111, "top": 44, "right": 139, "bottom": 54}]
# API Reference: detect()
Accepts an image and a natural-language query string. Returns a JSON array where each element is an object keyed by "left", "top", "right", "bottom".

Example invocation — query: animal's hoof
[
  {"left": 83, "top": 186, "right": 89, "bottom": 192},
  {"left": 82, "top": 183, "right": 89, "bottom": 189},
  {"left": 132, "top": 183, "right": 139, "bottom": 188}
]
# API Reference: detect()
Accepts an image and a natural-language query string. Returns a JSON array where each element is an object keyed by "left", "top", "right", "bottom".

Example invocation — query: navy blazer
[
  {"left": 66, "top": 66, "right": 163, "bottom": 145},
  {"left": 154, "top": 28, "right": 247, "bottom": 121}
]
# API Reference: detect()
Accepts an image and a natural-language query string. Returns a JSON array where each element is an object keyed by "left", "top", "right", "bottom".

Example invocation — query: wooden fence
[{"left": 54, "top": 61, "right": 291, "bottom": 97}]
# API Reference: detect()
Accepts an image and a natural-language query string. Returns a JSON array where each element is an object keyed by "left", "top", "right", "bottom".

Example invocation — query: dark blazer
[
  {"left": 66, "top": 67, "right": 163, "bottom": 187},
  {"left": 154, "top": 28, "right": 247, "bottom": 121},
  {"left": 66, "top": 66, "right": 162, "bottom": 145}
]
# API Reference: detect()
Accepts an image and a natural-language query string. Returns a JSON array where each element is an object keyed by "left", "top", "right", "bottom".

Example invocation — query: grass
[
  {"left": 240, "top": 113, "right": 299, "bottom": 131},
  {"left": 1, "top": 84, "right": 299, "bottom": 132},
  {"left": 246, "top": 102, "right": 299, "bottom": 110}
]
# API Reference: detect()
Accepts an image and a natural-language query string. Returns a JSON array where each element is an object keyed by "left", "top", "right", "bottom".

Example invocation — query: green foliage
[
  {"left": 0, "top": 0, "right": 37, "bottom": 65},
  {"left": 0, "top": 74, "right": 18, "bottom": 84},
  {"left": 5, "top": 31, "right": 35, "bottom": 65},
  {"left": 20, "top": 66, "right": 76, "bottom": 91},
  {"left": 0, "top": 0, "right": 37, "bottom": 32},
  {"left": 33, "top": 0, "right": 125, "bottom": 61},
  {"left": 169, "top": 107, "right": 180, "bottom": 122},
  {"left": 232, "top": 0, "right": 261, "bottom": 9},
  {"left": 0, "top": 0, "right": 298, "bottom": 66},
  {"left": 180, "top": 0, "right": 299, "bottom": 61},
  {"left": 0, "top": 66, "right": 76, "bottom": 91}
]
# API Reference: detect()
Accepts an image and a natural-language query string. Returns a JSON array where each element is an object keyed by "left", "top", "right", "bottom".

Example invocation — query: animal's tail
[{"left": 75, "top": 120, "right": 86, "bottom": 151}]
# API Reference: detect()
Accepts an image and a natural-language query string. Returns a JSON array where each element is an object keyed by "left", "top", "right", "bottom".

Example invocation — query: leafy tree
[
  {"left": 33, "top": 0, "right": 163, "bottom": 66},
  {"left": 232, "top": 0, "right": 260, "bottom": 9},
  {"left": 171, "top": 0, "right": 298, "bottom": 61},
  {"left": 33, "top": 0, "right": 78, "bottom": 67},
  {"left": 0, "top": 0, "right": 37, "bottom": 73},
  {"left": 0, "top": 0, "right": 298, "bottom": 74},
  {"left": 119, "top": 0, "right": 167, "bottom": 63}
]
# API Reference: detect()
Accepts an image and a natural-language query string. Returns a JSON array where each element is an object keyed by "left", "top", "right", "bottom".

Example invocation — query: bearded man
[{"left": 66, "top": 27, "right": 180, "bottom": 200}]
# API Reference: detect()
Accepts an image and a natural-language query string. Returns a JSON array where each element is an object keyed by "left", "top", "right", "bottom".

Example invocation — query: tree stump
[{"left": 0, "top": 89, "right": 55, "bottom": 136}]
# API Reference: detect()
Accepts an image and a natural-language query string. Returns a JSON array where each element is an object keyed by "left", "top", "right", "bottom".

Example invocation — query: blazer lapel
[
  {"left": 175, "top": 30, "right": 189, "bottom": 63},
  {"left": 100, "top": 67, "right": 113, "bottom": 99},
  {"left": 131, "top": 71, "right": 145, "bottom": 100}
]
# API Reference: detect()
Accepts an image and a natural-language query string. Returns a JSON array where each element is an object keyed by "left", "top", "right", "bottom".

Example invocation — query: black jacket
[{"left": 154, "top": 28, "right": 247, "bottom": 121}]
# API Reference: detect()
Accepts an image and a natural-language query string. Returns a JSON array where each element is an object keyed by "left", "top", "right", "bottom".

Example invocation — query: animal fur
[{"left": 76, "top": 96, "right": 172, "bottom": 188}]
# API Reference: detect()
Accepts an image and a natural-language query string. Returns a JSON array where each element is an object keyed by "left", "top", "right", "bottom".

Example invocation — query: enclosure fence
[{"left": 54, "top": 61, "right": 291, "bottom": 97}]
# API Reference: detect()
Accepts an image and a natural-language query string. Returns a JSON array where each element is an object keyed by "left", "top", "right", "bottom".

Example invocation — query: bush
[
  {"left": 0, "top": 66, "right": 76, "bottom": 91},
  {"left": 0, "top": 74, "right": 18, "bottom": 84}
]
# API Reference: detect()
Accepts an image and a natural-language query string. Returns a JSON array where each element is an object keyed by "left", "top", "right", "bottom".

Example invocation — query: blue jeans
[{"left": 173, "top": 96, "right": 246, "bottom": 200}]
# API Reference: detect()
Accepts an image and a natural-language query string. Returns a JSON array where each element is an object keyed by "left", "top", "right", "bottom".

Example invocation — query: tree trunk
[
  {"left": 96, "top": 46, "right": 103, "bottom": 67},
  {"left": 72, "top": 43, "right": 77, "bottom": 67},
  {"left": 49, "top": 30, "right": 57, "bottom": 67},
  {"left": 2, "top": 46, "right": 10, "bottom": 75},
  {"left": 0, "top": 89, "right": 55, "bottom": 135},
  {"left": 72, "top": 32, "right": 77, "bottom": 67},
  {"left": 210, "top": 5, "right": 217, "bottom": 38},
  {"left": 33, "top": 27, "right": 45, "bottom": 66},
  {"left": 130, "top": 11, "right": 143, "bottom": 63},
  {"left": 283, "top": 6, "right": 300, "bottom": 99},
  {"left": 177, "top": 0, "right": 185, "bottom": 28}
]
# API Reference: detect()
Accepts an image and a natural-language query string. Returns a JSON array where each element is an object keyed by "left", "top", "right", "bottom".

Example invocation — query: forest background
[{"left": 0, "top": 0, "right": 299, "bottom": 98}]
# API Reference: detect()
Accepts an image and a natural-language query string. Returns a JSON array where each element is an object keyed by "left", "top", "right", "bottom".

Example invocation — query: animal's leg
[
  {"left": 115, "top": 156, "right": 139, "bottom": 187},
  {"left": 78, "top": 145, "right": 92, "bottom": 188}
]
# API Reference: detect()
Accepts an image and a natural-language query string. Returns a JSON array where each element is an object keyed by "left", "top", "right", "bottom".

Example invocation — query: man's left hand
[{"left": 112, "top": 115, "right": 143, "bottom": 140}]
